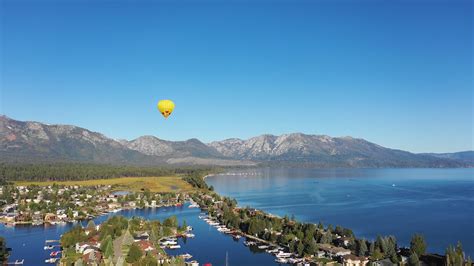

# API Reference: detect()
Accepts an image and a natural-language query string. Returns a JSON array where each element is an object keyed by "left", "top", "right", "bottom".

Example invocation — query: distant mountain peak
[{"left": 0, "top": 115, "right": 470, "bottom": 167}]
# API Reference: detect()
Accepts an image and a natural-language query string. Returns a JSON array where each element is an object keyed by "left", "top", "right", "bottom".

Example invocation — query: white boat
[
  {"left": 45, "top": 258, "right": 57, "bottom": 264},
  {"left": 185, "top": 233, "right": 195, "bottom": 238},
  {"left": 244, "top": 241, "right": 256, "bottom": 246},
  {"left": 288, "top": 258, "right": 302, "bottom": 263},
  {"left": 44, "top": 245, "right": 54, "bottom": 250},
  {"left": 275, "top": 258, "right": 288, "bottom": 264},
  {"left": 217, "top": 227, "right": 231, "bottom": 233},
  {"left": 180, "top": 253, "right": 193, "bottom": 259},
  {"left": 168, "top": 245, "right": 181, "bottom": 249},
  {"left": 161, "top": 240, "right": 178, "bottom": 245},
  {"left": 258, "top": 245, "right": 270, "bottom": 249},
  {"left": 14, "top": 259, "right": 25, "bottom": 265},
  {"left": 276, "top": 251, "right": 293, "bottom": 258},
  {"left": 266, "top": 248, "right": 280, "bottom": 253}
]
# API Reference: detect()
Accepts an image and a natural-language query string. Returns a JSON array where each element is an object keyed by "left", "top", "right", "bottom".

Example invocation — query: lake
[
  {"left": 0, "top": 205, "right": 278, "bottom": 265},
  {"left": 206, "top": 168, "right": 474, "bottom": 257}
]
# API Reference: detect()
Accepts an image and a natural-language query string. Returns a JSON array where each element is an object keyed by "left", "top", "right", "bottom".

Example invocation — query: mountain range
[{"left": 0, "top": 115, "right": 471, "bottom": 167}]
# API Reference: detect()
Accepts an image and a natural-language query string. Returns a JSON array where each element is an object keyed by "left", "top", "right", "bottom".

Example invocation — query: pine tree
[
  {"left": 125, "top": 243, "right": 143, "bottom": 263},
  {"left": 104, "top": 240, "right": 114, "bottom": 259},
  {"left": 358, "top": 239, "right": 368, "bottom": 257},
  {"left": 410, "top": 234, "right": 427, "bottom": 256},
  {"left": 297, "top": 241, "right": 305, "bottom": 256},
  {"left": 408, "top": 252, "right": 420, "bottom": 266},
  {"left": 86, "top": 220, "right": 96, "bottom": 232},
  {"left": 122, "top": 230, "right": 134, "bottom": 246}
]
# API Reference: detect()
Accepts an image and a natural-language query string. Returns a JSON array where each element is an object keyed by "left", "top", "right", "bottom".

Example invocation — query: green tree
[
  {"left": 410, "top": 234, "right": 427, "bottom": 256},
  {"left": 126, "top": 243, "right": 143, "bottom": 263},
  {"left": 408, "top": 252, "right": 420, "bottom": 266},
  {"left": 104, "top": 240, "right": 114, "bottom": 259},
  {"left": 0, "top": 237, "right": 9, "bottom": 264},
  {"left": 163, "top": 216, "right": 178, "bottom": 228},
  {"left": 297, "top": 241, "right": 305, "bottom": 256},
  {"left": 122, "top": 230, "right": 135, "bottom": 246},
  {"left": 139, "top": 252, "right": 158, "bottom": 266},
  {"left": 86, "top": 220, "right": 96, "bottom": 231},
  {"left": 101, "top": 235, "right": 112, "bottom": 252},
  {"left": 446, "top": 242, "right": 465, "bottom": 266},
  {"left": 372, "top": 248, "right": 384, "bottom": 261},
  {"left": 358, "top": 239, "right": 368, "bottom": 257}
]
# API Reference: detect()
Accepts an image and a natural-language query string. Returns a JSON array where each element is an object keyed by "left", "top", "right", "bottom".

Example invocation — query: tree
[
  {"left": 104, "top": 240, "right": 114, "bottom": 259},
  {"left": 358, "top": 239, "right": 368, "bottom": 257},
  {"left": 122, "top": 230, "right": 134, "bottom": 246},
  {"left": 368, "top": 241, "right": 375, "bottom": 256},
  {"left": 317, "top": 221, "right": 324, "bottom": 230},
  {"left": 163, "top": 216, "right": 178, "bottom": 228},
  {"left": 410, "top": 234, "right": 427, "bottom": 256},
  {"left": 101, "top": 235, "right": 112, "bottom": 252},
  {"left": 408, "top": 252, "right": 420, "bottom": 266},
  {"left": 61, "top": 225, "right": 87, "bottom": 248},
  {"left": 0, "top": 237, "right": 9, "bottom": 264},
  {"left": 139, "top": 253, "right": 157, "bottom": 266},
  {"left": 446, "top": 242, "right": 465, "bottom": 266},
  {"left": 372, "top": 248, "right": 384, "bottom": 261},
  {"left": 86, "top": 220, "right": 96, "bottom": 231},
  {"left": 297, "top": 241, "right": 305, "bottom": 256},
  {"left": 126, "top": 243, "right": 143, "bottom": 263}
]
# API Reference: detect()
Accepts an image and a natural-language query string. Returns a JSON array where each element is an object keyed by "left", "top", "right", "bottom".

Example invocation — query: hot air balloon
[{"left": 157, "top": 99, "right": 175, "bottom": 118}]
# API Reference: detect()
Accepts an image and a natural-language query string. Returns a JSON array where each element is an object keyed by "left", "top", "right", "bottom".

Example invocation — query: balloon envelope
[{"left": 157, "top": 100, "right": 175, "bottom": 118}]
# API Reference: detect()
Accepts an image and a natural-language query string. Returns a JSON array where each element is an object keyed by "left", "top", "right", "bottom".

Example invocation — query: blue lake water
[
  {"left": 0, "top": 205, "right": 277, "bottom": 265},
  {"left": 206, "top": 168, "right": 474, "bottom": 257}
]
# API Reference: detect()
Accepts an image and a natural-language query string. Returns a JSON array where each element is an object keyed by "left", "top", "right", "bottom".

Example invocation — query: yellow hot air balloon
[{"left": 157, "top": 99, "right": 175, "bottom": 118}]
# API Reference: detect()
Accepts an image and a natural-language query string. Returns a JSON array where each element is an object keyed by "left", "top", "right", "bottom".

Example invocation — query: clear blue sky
[{"left": 1, "top": 0, "right": 472, "bottom": 153}]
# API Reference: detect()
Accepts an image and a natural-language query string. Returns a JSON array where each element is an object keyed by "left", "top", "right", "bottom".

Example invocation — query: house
[
  {"left": 247, "top": 208, "right": 259, "bottom": 216},
  {"left": 15, "top": 213, "right": 31, "bottom": 223},
  {"left": 134, "top": 232, "right": 150, "bottom": 241},
  {"left": 76, "top": 243, "right": 91, "bottom": 254},
  {"left": 82, "top": 250, "right": 103, "bottom": 266},
  {"left": 335, "top": 236, "right": 352, "bottom": 247},
  {"left": 319, "top": 244, "right": 352, "bottom": 257},
  {"left": 136, "top": 240, "right": 156, "bottom": 253},
  {"left": 316, "top": 250, "right": 326, "bottom": 258},
  {"left": 342, "top": 254, "right": 368, "bottom": 266}
]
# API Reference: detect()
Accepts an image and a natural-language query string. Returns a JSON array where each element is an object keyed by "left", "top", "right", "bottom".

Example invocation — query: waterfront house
[
  {"left": 342, "top": 254, "right": 368, "bottom": 266},
  {"left": 44, "top": 213, "right": 58, "bottom": 223},
  {"left": 319, "top": 244, "right": 352, "bottom": 257},
  {"left": 15, "top": 213, "right": 31, "bottom": 223}
]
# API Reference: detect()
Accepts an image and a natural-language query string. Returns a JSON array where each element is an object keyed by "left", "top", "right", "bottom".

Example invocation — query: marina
[{"left": 1, "top": 204, "right": 280, "bottom": 265}]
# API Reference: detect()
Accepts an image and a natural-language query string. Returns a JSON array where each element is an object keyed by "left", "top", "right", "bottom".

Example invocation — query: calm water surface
[
  {"left": 206, "top": 168, "right": 474, "bottom": 257},
  {"left": 0, "top": 205, "right": 277, "bottom": 265}
]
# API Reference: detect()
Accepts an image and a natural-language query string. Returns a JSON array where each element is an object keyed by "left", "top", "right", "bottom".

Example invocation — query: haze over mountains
[{"left": 0, "top": 115, "right": 471, "bottom": 167}]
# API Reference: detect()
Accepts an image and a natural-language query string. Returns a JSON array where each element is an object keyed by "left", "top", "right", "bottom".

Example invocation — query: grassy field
[{"left": 14, "top": 176, "right": 195, "bottom": 193}]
